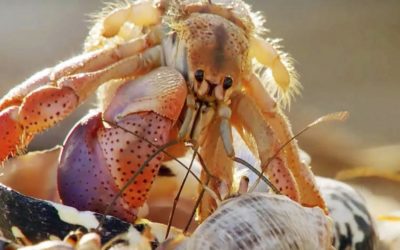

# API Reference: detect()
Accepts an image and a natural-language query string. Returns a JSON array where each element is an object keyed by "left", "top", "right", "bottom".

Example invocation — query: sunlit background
[{"left": 0, "top": 1, "right": 399, "bottom": 215}]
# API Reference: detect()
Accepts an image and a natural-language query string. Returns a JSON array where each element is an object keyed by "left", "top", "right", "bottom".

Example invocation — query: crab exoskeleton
[{"left": 0, "top": 0, "right": 326, "bottom": 223}]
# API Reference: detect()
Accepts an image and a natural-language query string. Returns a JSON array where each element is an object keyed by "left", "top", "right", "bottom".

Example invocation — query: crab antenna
[
  {"left": 182, "top": 152, "right": 275, "bottom": 233},
  {"left": 233, "top": 157, "right": 280, "bottom": 194},
  {"left": 165, "top": 146, "right": 199, "bottom": 239},
  {"left": 183, "top": 150, "right": 213, "bottom": 233}
]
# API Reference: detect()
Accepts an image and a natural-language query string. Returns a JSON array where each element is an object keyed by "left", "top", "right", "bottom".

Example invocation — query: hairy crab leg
[
  {"left": 0, "top": 27, "right": 161, "bottom": 112},
  {"left": 102, "top": 0, "right": 162, "bottom": 37},
  {"left": 0, "top": 68, "right": 54, "bottom": 160},
  {"left": 231, "top": 93, "right": 300, "bottom": 202},
  {"left": 0, "top": 42, "right": 162, "bottom": 163},
  {"left": 59, "top": 67, "right": 187, "bottom": 221},
  {"left": 58, "top": 46, "right": 163, "bottom": 100},
  {"left": 241, "top": 74, "right": 326, "bottom": 211},
  {"left": 249, "top": 35, "right": 301, "bottom": 107},
  {"left": 0, "top": 107, "right": 24, "bottom": 161},
  {"left": 52, "top": 26, "right": 163, "bottom": 80},
  {"left": 250, "top": 36, "right": 292, "bottom": 92},
  {"left": 0, "top": 68, "right": 52, "bottom": 111}
]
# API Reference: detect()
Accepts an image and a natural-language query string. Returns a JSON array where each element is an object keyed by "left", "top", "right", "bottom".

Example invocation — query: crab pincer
[{"left": 58, "top": 67, "right": 187, "bottom": 221}]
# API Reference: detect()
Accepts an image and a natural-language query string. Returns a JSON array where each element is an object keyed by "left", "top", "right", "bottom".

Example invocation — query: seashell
[
  {"left": 177, "top": 192, "right": 334, "bottom": 250},
  {"left": 99, "top": 221, "right": 184, "bottom": 250},
  {"left": 75, "top": 232, "right": 101, "bottom": 250},
  {"left": 317, "top": 177, "right": 376, "bottom": 250},
  {"left": 18, "top": 241, "right": 73, "bottom": 250},
  {"left": 0, "top": 184, "right": 153, "bottom": 246}
]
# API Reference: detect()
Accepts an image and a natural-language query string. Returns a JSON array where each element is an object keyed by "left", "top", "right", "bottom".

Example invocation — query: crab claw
[
  {"left": 58, "top": 112, "right": 137, "bottom": 221},
  {"left": 0, "top": 107, "right": 23, "bottom": 162},
  {"left": 58, "top": 110, "right": 177, "bottom": 222},
  {"left": 58, "top": 67, "right": 187, "bottom": 221},
  {"left": 0, "top": 85, "right": 79, "bottom": 163}
]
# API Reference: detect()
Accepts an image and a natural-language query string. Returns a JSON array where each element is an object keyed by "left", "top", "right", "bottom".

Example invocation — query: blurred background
[{"left": 0, "top": 1, "right": 399, "bottom": 215}]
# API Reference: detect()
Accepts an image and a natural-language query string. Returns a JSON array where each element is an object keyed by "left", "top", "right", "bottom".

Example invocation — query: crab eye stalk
[
  {"left": 194, "top": 69, "right": 204, "bottom": 82},
  {"left": 223, "top": 76, "right": 233, "bottom": 90}
]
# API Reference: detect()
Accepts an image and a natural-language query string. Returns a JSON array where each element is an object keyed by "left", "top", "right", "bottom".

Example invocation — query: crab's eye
[
  {"left": 194, "top": 69, "right": 204, "bottom": 82},
  {"left": 223, "top": 76, "right": 233, "bottom": 90}
]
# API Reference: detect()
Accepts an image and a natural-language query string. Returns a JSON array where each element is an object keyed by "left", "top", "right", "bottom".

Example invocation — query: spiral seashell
[
  {"left": 177, "top": 193, "right": 334, "bottom": 250},
  {"left": 317, "top": 177, "right": 376, "bottom": 250}
]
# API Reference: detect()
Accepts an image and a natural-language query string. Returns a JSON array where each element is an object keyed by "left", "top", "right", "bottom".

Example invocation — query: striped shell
[
  {"left": 317, "top": 177, "right": 376, "bottom": 249},
  {"left": 177, "top": 193, "right": 333, "bottom": 250}
]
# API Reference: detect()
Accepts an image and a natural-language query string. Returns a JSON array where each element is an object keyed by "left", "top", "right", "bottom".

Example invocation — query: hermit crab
[{"left": 0, "top": 0, "right": 326, "bottom": 225}]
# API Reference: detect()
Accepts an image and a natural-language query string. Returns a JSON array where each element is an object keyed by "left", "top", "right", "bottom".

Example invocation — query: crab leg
[
  {"left": 241, "top": 74, "right": 326, "bottom": 211},
  {"left": 249, "top": 35, "right": 300, "bottom": 107},
  {"left": 231, "top": 93, "right": 300, "bottom": 202},
  {"left": 52, "top": 26, "right": 163, "bottom": 80},
  {"left": 58, "top": 46, "right": 162, "bottom": 100},
  {"left": 197, "top": 118, "right": 234, "bottom": 222},
  {"left": 0, "top": 68, "right": 52, "bottom": 111},
  {"left": 0, "top": 42, "right": 163, "bottom": 162},
  {"left": 102, "top": 1, "right": 162, "bottom": 37},
  {"left": 0, "top": 28, "right": 161, "bottom": 112},
  {"left": 0, "top": 107, "right": 23, "bottom": 161},
  {"left": 59, "top": 67, "right": 187, "bottom": 221},
  {"left": 250, "top": 36, "right": 291, "bottom": 90},
  {"left": 0, "top": 68, "right": 52, "bottom": 159}
]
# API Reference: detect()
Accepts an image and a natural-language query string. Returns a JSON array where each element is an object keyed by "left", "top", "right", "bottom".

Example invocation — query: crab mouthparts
[
  {"left": 195, "top": 80, "right": 224, "bottom": 102},
  {"left": 206, "top": 81, "right": 218, "bottom": 96}
]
